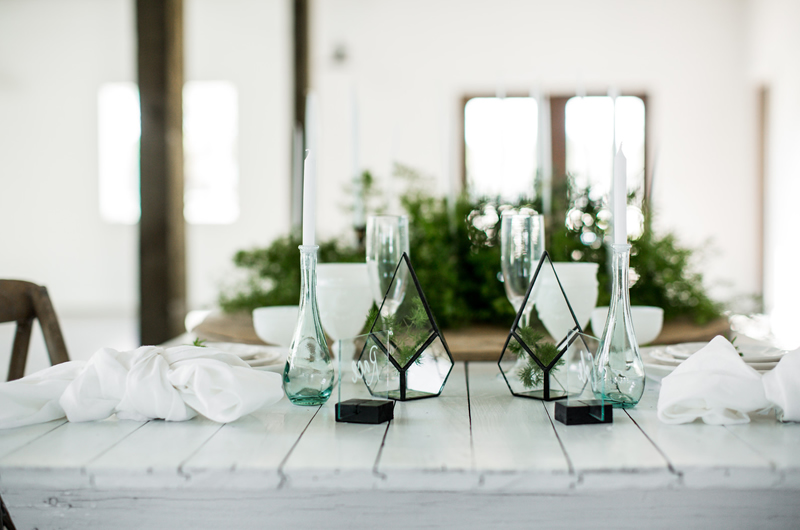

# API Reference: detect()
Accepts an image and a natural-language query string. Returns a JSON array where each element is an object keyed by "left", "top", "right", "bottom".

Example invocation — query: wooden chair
[
  {"left": 1, "top": 492, "right": 16, "bottom": 530},
  {"left": 0, "top": 280, "right": 69, "bottom": 381}
]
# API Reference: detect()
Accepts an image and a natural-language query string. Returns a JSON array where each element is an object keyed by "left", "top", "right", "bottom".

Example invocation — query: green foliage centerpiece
[{"left": 219, "top": 165, "right": 722, "bottom": 333}]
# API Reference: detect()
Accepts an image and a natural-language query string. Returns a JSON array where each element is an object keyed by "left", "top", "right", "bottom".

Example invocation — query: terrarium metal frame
[
  {"left": 364, "top": 252, "right": 454, "bottom": 401},
  {"left": 498, "top": 250, "right": 585, "bottom": 401}
]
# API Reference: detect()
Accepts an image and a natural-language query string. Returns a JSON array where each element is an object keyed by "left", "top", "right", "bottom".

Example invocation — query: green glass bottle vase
[
  {"left": 592, "top": 243, "right": 646, "bottom": 408},
  {"left": 283, "top": 245, "right": 335, "bottom": 405}
]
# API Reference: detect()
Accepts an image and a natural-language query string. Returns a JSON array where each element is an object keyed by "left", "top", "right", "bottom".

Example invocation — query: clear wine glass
[
  {"left": 500, "top": 210, "right": 545, "bottom": 327},
  {"left": 366, "top": 215, "right": 410, "bottom": 317}
]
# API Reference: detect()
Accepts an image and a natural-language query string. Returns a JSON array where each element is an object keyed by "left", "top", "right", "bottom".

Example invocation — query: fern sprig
[{"left": 511, "top": 327, "right": 564, "bottom": 390}]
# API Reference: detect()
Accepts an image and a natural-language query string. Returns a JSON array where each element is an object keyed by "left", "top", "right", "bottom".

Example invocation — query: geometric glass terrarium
[
  {"left": 365, "top": 253, "right": 454, "bottom": 401},
  {"left": 554, "top": 330, "right": 610, "bottom": 424},
  {"left": 498, "top": 251, "right": 586, "bottom": 401},
  {"left": 335, "top": 331, "right": 395, "bottom": 424}
]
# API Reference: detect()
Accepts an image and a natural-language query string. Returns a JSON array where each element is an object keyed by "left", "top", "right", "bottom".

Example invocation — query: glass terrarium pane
[
  {"left": 499, "top": 334, "right": 530, "bottom": 395},
  {"left": 562, "top": 331, "right": 599, "bottom": 396},
  {"left": 338, "top": 332, "right": 395, "bottom": 409},
  {"left": 365, "top": 254, "right": 454, "bottom": 401},
  {"left": 372, "top": 256, "right": 435, "bottom": 370},
  {"left": 523, "top": 255, "right": 581, "bottom": 345},
  {"left": 563, "top": 331, "right": 606, "bottom": 421},
  {"left": 499, "top": 333, "right": 569, "bottom": 400},
  {"left": 404, "top": 335, "right": 453, "bottom": 399}
]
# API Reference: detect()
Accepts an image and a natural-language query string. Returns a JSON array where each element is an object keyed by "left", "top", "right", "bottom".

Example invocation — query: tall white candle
[
  {"left": 613, "top": 146, "right": 627, "bottom": 245},
  {"left": 302, "top": 150, "right": 316, "bottom": 246}
]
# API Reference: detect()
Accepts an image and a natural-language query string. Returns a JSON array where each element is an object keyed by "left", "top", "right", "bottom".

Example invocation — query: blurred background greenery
[{"left": 220, "top": 165, "right": 721, "bottom": 329}]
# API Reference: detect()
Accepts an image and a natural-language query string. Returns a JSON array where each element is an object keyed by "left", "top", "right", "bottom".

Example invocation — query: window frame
[{"left": 461, "top": 92, "right": 650, "bottom": 202}]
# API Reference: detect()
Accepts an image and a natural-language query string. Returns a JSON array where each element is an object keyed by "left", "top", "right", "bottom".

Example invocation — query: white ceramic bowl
[
  {"left": 317, "top": 263, "right": 373, "bottom": 341},
  {"left": 252, "top": 306, "right": 299, "bottom": 347},
  {"left": 535, "top": 262, "right": 599, "bottom": 340},
  {"left": 590, "top": 306, "right": 664, "bottom": 346}
]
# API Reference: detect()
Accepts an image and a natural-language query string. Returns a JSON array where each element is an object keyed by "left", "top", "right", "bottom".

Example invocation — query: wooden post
[
  {"left": 137, "top": 0, "right": 186, "bottom": 345},
  {"left": 291, "top": 0, "right": 309, "bottom": 232},
  {"left": 547, "top": 96, "right": 569, "bottom": 251},
  {"left": 293, "top": 0, "right": 309, "bottom": 133}
]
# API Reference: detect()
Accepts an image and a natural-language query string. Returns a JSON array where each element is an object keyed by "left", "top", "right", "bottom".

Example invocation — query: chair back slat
[
  {"left": 0, "top": 280, "right": 70, "bottom": 381},
  {"left": 0, "top": 280, "right": 36, "bottom": 323}
]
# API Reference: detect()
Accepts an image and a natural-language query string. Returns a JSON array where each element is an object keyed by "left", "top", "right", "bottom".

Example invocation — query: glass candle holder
[
  {"left": 592, "top": 244, "right": 645, "bottom": 408},
  {"left": 283, "top": 245, "right": 335, "bottom": 406}
]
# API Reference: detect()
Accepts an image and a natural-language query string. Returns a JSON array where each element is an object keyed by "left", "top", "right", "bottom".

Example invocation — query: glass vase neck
[
  {"left": 283, "top": 244, "right": 334, "bottom": 406},
  {"left": 593, "top": 242, "right": 645, "bottom": 408},
  {"left": 609, "top": 244, "right": 631, "bottom": 305},
  {"left": 298, "top": 245, "right": 319, "bottom": 301}
]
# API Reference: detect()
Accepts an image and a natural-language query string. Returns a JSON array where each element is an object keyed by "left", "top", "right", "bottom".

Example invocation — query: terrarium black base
[
  {"left": 335, "top": 399, "right": 394, "bottom": 424},
  {"left": 555, "top": 399, "right": 613, "bottom": 425}
]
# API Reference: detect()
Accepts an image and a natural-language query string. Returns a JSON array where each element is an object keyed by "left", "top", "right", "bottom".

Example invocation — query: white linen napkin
[
  {"left": 657, "top": 335, "right": 800, "bottom": 424},
  {"left": 0, "top": 344, "right": 284, "bottom": 429}
]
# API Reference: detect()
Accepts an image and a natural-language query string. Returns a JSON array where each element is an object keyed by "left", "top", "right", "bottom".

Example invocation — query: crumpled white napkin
[
  {"left": 0, "top": 344, "right": 284, "bottom": 429},
  {"left": 657, "top": 335, "right": 800, "bottom": 424}
]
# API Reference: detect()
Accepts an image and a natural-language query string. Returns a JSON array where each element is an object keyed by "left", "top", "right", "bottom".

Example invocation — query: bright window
[
  {"left": 97, "top": 81, "right": 240, "bottom": 225},
  {"left": 464, "top": 97, "right": 538, "bottom": 201},
  {"left": 565, "top": 95, "right": 645, "bottom": 201},
  {"left": 98, "top": 83, "right": 141, "bottom": 224}
]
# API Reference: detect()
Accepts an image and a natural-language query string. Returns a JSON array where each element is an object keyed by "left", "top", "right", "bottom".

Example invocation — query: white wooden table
[{"left": 1, "top": 362, "right": 798, "bottom": 529}]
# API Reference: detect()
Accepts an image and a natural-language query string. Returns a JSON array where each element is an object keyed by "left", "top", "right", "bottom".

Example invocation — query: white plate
[
  {"left": 641, "top": 347, "right": 676, "bottom": 382},
  {"left": 204, "top": 342, "right": 286, "bottom": 367},
  {"left": 247, "top": 349, "right": 289, "bottom": 368},
  {"left": 641, "top": 346, "right": 775, "bottom": 383},
  {"left": 665, "top": 341, "right": 785, "bottom": 363},
  {"left": 254, "top": 363, "right": 286, "bottom": 374},
  {"left": 648, "top": 348, "right": 684, "bottom": 366}
]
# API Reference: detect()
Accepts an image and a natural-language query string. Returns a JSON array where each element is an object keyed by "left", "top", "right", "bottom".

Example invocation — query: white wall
[
  {"left": 0, "top": 0, "right": 138, "bottom": 316},
  {"left": 185, "top": 0, "right": 292, "bottom": 309},
  {"left": 0, "top": 0, "right": 292, "bottom": 319},
  {"left": 0, "top": 0, "right": 778, "bottom": 331},
  {"left": 746, "top": 0, "right": 800, "bottom": 347},
  {"left": 312, "top": 0, "right": 760, "bottom": 306}
]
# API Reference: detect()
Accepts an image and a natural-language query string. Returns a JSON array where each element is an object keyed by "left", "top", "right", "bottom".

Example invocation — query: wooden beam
[
  {"left": 137, "top": 0, "right": 186, "bottom": 345},
  {"left": 291, "top": 0, "right": 309, "bottom": 231},
  {"left": 293, "top": 0, "right": 309, "bottom": 131},
  {"left": 549, "top": 96, "right": 568, "bottom": 219}
]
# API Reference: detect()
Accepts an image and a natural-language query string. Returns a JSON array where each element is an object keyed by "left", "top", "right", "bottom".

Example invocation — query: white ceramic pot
[
  {"left": 252, "top": 306, "right": 300, "bottom": 347},
  {"left": 317, "top": 263, "right": 374, "bottom": 341},
  {"left": 534, "top": 262, "right": 598, "bottom": 341},
  {"left": 590, "top": 306, "right": 664, "bottom": 345}
]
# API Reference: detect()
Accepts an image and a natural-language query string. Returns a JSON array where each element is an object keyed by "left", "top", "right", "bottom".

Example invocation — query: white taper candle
[
  {"left": 302, "top": 150, "right": 316, "bottom": 246},
  {"left": 613, "top": 146, "right": 627, "bottom": 245}
]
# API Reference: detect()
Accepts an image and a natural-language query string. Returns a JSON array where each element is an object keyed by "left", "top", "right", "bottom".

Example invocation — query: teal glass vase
[
  {"left": 592, "top": 244, "right": 645, "bottom": 408},
  {"left": 283, "top": 245, "right": 335, "bottom": 406}
]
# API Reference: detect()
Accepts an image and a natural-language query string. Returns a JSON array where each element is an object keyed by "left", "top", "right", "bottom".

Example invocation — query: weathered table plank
[
  {"left": 0, "top": 420, "right": 66, "bottom": 460},
  {"left": 376, "top": 362, "right": 473, "bottom": 489},
  {"left": 86, "top": 416, "right": 224, "bottom": 489},
  {"left": 280, "top": 373, "right": 387, "bottom": 489},
  {"left": 625, "top": 385, "right": 776, "bottom": 488},
  {"left": 3, "top": 488, "right": 799, "bottom": 530},
  {"left": 724, "top": 411, "right": 800, "bottom": 488},
  {"left": 181, "top": 398, "right": 318, "bottom": 489},
  {"left": 0, "top": 417, "right": 146, "bottom": 489},
  {"left": 1, "top": 361, "right": 799, "bottom": 530},
  {"left": 467, "top": 362, "right": 570, "bottom": 490},
  {"left": 544, "top": 393, "right": 673, "bottom": 488}
]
